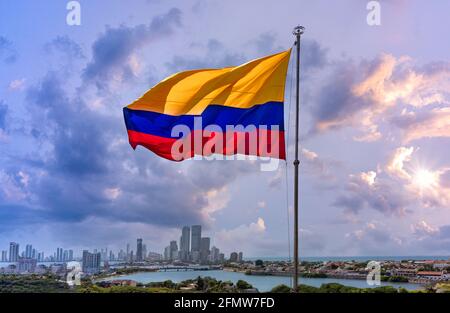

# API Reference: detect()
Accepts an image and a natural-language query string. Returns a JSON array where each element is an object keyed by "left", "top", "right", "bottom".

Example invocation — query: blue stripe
[{"left": 123, "top": 101, "right": 284, "bottom": 138}]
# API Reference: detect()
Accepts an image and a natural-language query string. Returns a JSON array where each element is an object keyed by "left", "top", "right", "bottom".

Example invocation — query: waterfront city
[{"left": 1, "top": 225, "right": 450, "bottom": 293}]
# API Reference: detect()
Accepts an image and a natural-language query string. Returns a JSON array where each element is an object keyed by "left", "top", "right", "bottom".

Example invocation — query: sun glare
[{"left": 413, "top": 169, "right": 438, "bottom": 189}]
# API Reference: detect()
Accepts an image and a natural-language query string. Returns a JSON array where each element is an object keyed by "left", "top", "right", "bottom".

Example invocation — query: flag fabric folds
[{"left": 123, "top": 49, "right": 291, "bottom": 161}]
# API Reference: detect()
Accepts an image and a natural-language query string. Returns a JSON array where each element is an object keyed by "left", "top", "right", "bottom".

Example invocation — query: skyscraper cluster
[
  {"left": 163, "top": 225, "right": 229, "bottom": 264},
  {"left": 0, "top": 242, "right": 76, "bottom": 264},
  {"left": 115, "top": 239, "right": 160, "bottom": 263},
  {"left": 1, "top": 242, "right": 46, "bottom": 263}
]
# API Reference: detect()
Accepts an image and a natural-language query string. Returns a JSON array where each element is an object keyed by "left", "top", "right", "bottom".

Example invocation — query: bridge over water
[{"left": 158, "top": 266, "right": 221, "bottom": 272}]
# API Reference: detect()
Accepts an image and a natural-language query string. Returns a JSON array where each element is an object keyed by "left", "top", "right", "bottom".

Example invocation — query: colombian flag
[{"left": 123, "top": 50, "right": 291, "bottom": 161}]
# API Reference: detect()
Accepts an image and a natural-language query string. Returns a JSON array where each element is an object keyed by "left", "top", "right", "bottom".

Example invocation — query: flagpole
[{"left": 292, "top": 25, "right": 304, "bottom": 293}]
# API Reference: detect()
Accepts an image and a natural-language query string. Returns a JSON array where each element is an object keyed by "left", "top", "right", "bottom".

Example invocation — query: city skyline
[
  {"left": 1, "top": 0, "right": 450, "bottom": 257},
  {"left": 0, "top": 224, "right": 245, "bottom": 263}
]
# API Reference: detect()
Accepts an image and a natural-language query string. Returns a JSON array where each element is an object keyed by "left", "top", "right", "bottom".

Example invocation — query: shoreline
[{"left": 97, "top": 269, "right": 427, "bottom": 290}]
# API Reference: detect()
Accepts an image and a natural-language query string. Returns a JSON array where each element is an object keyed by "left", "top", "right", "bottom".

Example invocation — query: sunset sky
[{"left": 1, "top": 0, "right": 450, "bottom": 257}]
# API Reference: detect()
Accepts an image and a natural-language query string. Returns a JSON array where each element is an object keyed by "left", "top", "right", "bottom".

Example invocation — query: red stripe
[{"left": 127, "top": 129, "right": 286, "bottom": 161}]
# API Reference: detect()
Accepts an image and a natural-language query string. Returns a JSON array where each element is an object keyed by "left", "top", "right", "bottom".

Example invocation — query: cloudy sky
[{"left": 1, "top": 0, "right": 450, "bottom": 258}]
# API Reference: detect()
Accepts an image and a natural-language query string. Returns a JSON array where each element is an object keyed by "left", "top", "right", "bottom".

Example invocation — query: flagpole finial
[{"left": 292, "top": 25, "right": 305, "bottom": 36}]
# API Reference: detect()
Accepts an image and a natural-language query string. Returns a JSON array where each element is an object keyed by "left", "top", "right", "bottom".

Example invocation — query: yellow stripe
[{"left": 127, "top": 49, "right": 291, "bottom": 115}]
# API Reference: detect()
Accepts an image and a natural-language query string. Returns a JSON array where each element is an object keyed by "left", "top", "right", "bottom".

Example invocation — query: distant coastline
[{"left": 244, "top": 256, "right": 450, "bottom": 262}]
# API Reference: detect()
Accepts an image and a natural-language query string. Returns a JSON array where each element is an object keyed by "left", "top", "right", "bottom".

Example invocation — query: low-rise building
[
  {"left": 417, "top": 271, "right": 444, "bottom": 281},
  {"left": 390, "top": 268, "right": 417, "bottom": 277}
]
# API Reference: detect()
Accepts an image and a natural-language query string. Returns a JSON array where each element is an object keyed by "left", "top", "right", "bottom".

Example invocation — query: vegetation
[
  {"left": 270, "top": 284, "right": 292, "bottom": 293},
  {"left": 236, "top": 279, "right": 253, "bottom": 289},
  {"left": 434, "top": 283, "right": 450, "bottom": 293},
  {"left": 268, "top": 283, "right": 425, "bottom": 294},
  {"left": 0, "top": 274, "right": 432, "bottom": 294},
  {"left": 254, "top": 259, "right": 264, "bottom": 267},
  {"left": 0, "top": 274, "right": 70, "bottom": 293},
  {"left": 385, "top": 275, "right": 409, "bottom": 283}
]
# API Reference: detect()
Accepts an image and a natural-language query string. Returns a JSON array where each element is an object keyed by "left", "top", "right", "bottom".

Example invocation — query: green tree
[
  {"left": 255, "top": 259, "right": 264, "bottom": 267},
  {"left": 236, "top": 280, "right": 253, "bottom": 289},
  {"left": 196, "top": 276, "right": 205, "bottom": 291},
  {"left": 270, "top": 284, "right": 291, "bottom": 293}
]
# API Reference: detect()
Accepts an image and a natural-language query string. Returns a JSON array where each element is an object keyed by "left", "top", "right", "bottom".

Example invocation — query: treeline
[
  {"left": 0, "top": 274, "right": 70, "bottom": 293},
  {"left": 271, "top": 283, "right": 415, "bottom": 293},
  {"left": 82, "top": 276, "right": 256, "bottom": 293},
  {"left": 0, "top": 275, "right": 444, "bottom": 293}
]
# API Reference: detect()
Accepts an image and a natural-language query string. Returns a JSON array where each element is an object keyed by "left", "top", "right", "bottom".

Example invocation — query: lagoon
[{"left": 100, "top": 270, "right": 423, "bottom": 292}]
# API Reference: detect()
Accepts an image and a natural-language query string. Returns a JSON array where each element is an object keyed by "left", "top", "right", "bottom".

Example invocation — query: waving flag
[{"left": 123, "top": 50, "right": 291, "bottom": 161}]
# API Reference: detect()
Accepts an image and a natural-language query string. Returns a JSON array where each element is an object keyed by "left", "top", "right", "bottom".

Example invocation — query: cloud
[
  {"left": 300, "top": 39, "right": 328, "bottom": 74},
  {"left": 103, "top": 187, "right": 122, "bottom": 200},
  {"left": 384, "top": 147, "right": 450, "bottom": 208},
  {"left": 251, "top": 32, "right": 283, "bottom": 55},
  {"left": 0, "top": 170, "right": 28, "bottom": 201},
  {"left": 409, "top": 223, "right": 450, "bottom": 254},
  {"left": 334, "top": 170, "right": 410, "bottom": 216},
  {"left": 7, "top": 56, "right": 264, "bottom": 246},
  {"left": 215, "top": 217, "right": 280, "bottom": 255},
  {"left": 0, "top": 36, "right": 17, "bottom": 63},
  {"left": 336, "top": 143, "right": 450, "bottom": 219},
  {"left": 310, "top": 53, "right": 450, "bottom": 142},
  {"left": 267, "top": 148, "right": 337, "bottom": 189},
  {"left": 411, "top": 220, "right": 439, "bottom": 238},
  {"left": 386, "top": 146, "right": 414, "bottom": 180},
  {"left": 166, "top": 39, "right": 245, "bottom": 73},
  {"left": 83, "top": 8, "right": 181, "bottom": 90},
  {"left": 392, "top": 107, "right": 450, "bottom": 143},
  {"left": 8, "top": 79, "right": 26, "bottom": 91},
  {"left": 360, "top": 171, "right": 376, "bottom": 186},
  {"left": 343, "top": 221, "right": 404, "bottom": 254},
  {"left": 44, "top": 36, "right": 85, "bottom": 59},
  {"left": 300, "top": 148, "right": 337, "bottom": 181}
]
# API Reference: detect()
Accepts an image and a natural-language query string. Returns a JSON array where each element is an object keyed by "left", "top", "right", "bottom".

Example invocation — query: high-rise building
[
  {"left": 164, "top": 246, "right": 170, "bottom": 261},
  {"left": 142, "top": 244, "right": 147, "bottom": 261},
  {"left": 238, "top": 252, "right": 243, "bottom": 262},
  {"left": 179, "top": 226, "right": 190, "bottom": 261},
  {"left": 148, "top": 252, "right": 162, "bottom": 261},
  {"left": 25, "top": 244, "right": 33, "bottom": 258},
  {"left": 136, "top": 238, "right": 143, "bottom": 262},
  {"left": 56, "top": 248, "right": 63, "bottom": 262},
  {"left": 169, "top": 240, "right": 178, "bottom": 260},
  {"left": 218, "top": 253, "right": 225, "bottom": 262},
  {"left": 229, "top": 252, "right": 238, "bottom": 262},
  {"left": 63, "top": 250, "right": 69, "bottom": 262},
  {"left": 200, "top": 237, "right": 210, "bottom": 263},
  {"left": 82, "top": 250, "right": 101, "bottom": 274},
  {"left": 68, "top": 250, "right": 73, "bottom": 261},
  {"left": 1, "top": 250, "right": 7, "bottom": 262},
  {"left": 100, "top": 248, "right": 108, "bottom": 261},
  {"left": 31, "top": 248, "right": 36, "bottom": 260},
  {"left": 191, "top": 225, "right": 202, "bottom": 253},
  {"left": 126, "top": 243, "right": 130, "bottom": 261},
  {"left": 210, "top": 246, "right": 220, "bottom": 263},
  {"left": 118, "top": 249, "right": 126, "bottom": 261},
  {"left": 9, "top": 242, "right": 19, "bottom": 262}
]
